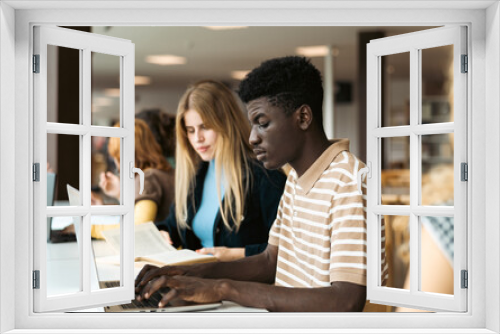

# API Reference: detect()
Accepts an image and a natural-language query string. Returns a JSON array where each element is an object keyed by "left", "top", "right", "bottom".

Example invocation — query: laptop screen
[
  {"left": 46, "top": 172, "right": 57, "bottom": 241},
  {"left": 66, "top": 184, "right": 101, "bottom": 292}
]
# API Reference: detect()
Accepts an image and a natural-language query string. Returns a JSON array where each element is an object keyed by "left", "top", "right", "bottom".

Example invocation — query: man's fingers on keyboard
[
  {"left": 158, "top": 288, "right": 177, "bottom": 308},
  {"left": 135, "top": 264, "right": 158, "bottom": 286},
  {"left": 142, "top": 276, "right": 167, "bottom": 300}
]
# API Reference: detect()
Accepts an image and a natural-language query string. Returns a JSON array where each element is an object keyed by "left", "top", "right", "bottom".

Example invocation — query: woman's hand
[
  {"left": 196, "top": 247, "right": 245, "bottom": 262},
  {"left": 90, "top": 191, "right": 104, "bottom": 205},
  {"left": 99, "top": 171, "right": 120, "bottom": 199},
  {"left": 159, "top": 230, "right": 173, "bottom": 245},
  {"left": 61, "top": 223, "right": 75, "bottom": 235}
]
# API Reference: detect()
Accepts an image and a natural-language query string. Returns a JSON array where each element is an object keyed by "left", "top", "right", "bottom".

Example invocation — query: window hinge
[
  {"left": 461, "top": 162, "right": 468, "bottom": 181},
  {"left": 33, "top": 163, "right": 40, "bottom": 182},
  {"left": 33, "top": 270, "right": 40, "bottom": 289},
  {"left": 461, "top": 270, "right": 468, "bottom": 289},
  {"left": 461, "top": 54, "right": 468, "bottom": 73},
  {"left": 33, "top": 54, "right": 40, "bottom": 73}
]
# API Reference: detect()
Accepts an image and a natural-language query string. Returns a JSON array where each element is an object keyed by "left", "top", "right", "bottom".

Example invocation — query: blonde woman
[
  {"left": 91, "top": 119, "right": 175, "bottom": 239},
  {"left": 156, "top": 80, "right": 286, "bottom": 261}
]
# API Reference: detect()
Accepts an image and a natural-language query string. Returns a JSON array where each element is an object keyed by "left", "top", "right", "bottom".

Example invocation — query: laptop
[
  {"left": 48, "top": 174, "right": 77, "bottom": 244},
  {"left": 66, "top": 184, "right": 222, "bottom": 313},
  {"left": 46, "top": 172, "right": 57, "bottom": 242}
]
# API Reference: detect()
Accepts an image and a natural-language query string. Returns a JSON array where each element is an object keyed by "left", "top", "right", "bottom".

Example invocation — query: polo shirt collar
[{"left": 295, "top": 139, "right": 350, "bottom": 194}]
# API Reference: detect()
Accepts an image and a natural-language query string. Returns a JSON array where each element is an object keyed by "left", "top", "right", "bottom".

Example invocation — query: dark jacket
[{"left": 156, "top": 160, "right": 286, "bottom": 257}]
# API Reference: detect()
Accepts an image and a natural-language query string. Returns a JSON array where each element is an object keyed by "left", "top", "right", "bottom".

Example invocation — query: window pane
[
  {"left": 421, "top": 134, "right": 454, "bottom": 206},
  {"left": 420, "top": 216, "right": 454, "bottom": 295},
  {"left": 92, "top": 52, "right": 121, "bottom": 126},
  {"left": 47, "top": 216, "right": 81, "bottom": 297},
  {"left": 91, "top": 215, "right": 122, "bottom": 291},
  {"left": 421, "top": 45, "right": 454, "bottom": 124},
  {"left": 47, "top": 45, "right": 81, "bottom": 124},
  {"left": 47, "top": 133, "right": 80, "bottom": 205},
  {"left": 383, "top": 215, "right": 410, "bottom": 290},
  {"left": 91, "top": 136, "right": 121, "bottom": 206},
  {"left": 381, "top": 52, "right": 410, "bottom": 127},
  {"left": 381, "top": 137, "right": 410, "bottom": 205}
]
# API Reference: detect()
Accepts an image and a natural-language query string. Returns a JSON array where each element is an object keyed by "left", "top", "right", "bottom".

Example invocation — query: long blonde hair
[
  {"left": 175, "top": 80, "right": 253, "bottom": 231},
  {"left": 108, "top": 119, "right": 172, "bottom": 172}
]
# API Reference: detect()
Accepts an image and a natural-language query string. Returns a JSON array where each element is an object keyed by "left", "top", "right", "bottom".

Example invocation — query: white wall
[
  {"left": 0, "top": 2, "right": 16, "bottom": 333},
  {"left": 334, "top": 100, "right": 359, "bottom": 157},
  {"left": 485, "top": 2, "right": 500, "bottom": 333},
  {"left": 91, "top": 84, "right": 198, "bottom": 125},
  {"left": 134, "top": 85, "right": 186, "bottom": 115}
]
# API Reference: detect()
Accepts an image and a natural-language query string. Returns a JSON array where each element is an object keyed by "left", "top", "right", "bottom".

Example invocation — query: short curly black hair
[{"left": 238, "top": 56, "right": 323, "bottom": 124}]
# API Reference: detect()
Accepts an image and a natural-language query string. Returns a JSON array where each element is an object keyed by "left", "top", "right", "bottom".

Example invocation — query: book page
[
  {"left": 101, "top": 222, "right": 176, "bottom": 257},
  {"left": 136, "top": 249, "right": 216, "bottom": 266}
]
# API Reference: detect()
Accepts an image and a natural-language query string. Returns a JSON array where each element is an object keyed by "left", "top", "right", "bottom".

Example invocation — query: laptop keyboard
[{"left": 103, "top": 281, "right": 164, "bottom": 309}]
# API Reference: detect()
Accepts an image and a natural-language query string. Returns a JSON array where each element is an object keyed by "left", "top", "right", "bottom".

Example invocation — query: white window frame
[
  {"left": 32, "top": 26, "right": 136, "bottom": 312},
  {"left": 1, "top": 1, "right": 498, "bottom": 333},
  {"left": 366, "top": 26, "right": 467, "bottom": 312}
]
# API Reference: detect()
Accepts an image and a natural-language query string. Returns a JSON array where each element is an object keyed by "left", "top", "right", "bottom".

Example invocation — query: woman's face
[{"left": 184, "top": 109, "right": 219, "bottom": 161}]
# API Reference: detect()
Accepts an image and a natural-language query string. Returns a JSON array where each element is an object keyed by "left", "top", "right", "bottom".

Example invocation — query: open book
[{"left": 100, "top": 222, "right": 216, "bottom": 266}]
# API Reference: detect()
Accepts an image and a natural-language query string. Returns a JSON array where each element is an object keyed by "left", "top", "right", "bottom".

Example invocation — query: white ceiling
[
  {"left": 84, "top": 25, "right": 456, "bottom": 122},
  {"left": 90, "top": 25, "right": 436, "bottom": 89}
]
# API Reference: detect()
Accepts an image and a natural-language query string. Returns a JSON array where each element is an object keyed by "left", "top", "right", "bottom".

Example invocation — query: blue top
[
  {"left": 191, "top": 160, "right": 224, "bottom": 248},
  {"left": 156, "top": 159, "right": 286, "bottom": 257}
]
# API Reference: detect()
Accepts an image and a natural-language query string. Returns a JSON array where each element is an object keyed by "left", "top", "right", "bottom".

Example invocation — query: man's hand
[
  {"left": 196, "top": 247, "right": 245, "bottom": 261},
  {"left": 138, "top": 275, "right": 225, "bottom": 307},
  {"left": 135, "top": 264, "right": 189, "bottom": 295}
]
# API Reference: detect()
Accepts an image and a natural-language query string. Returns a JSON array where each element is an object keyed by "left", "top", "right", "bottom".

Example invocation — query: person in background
[
  {"left": 90, "top": 118, "right": 175, "bottom": 239},
  {"left": 155, "top": 80, "right": 286, "bottom": 262},
  {"left": 135, "top": 108, "right": 177, "bottom": 168}
]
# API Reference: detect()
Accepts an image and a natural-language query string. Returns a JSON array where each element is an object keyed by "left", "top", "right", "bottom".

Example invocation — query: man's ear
[{"left": 296, "top": 105, "right": 313, "bottom": 130}]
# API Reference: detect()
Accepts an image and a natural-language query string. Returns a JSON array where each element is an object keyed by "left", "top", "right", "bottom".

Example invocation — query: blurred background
[{"left": 46, "top": 26, "right": 455, "bottom": 309}]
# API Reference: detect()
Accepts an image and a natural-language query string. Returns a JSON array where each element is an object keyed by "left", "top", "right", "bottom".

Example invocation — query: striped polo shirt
[{"left": 269, "top": 139, "right": 388, "bottom": 287}]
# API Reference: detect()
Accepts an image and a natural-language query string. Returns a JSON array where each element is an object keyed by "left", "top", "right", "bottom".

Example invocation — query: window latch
[
  {"left": 357, "top": 167, "right": 369, "bottom": 194},
  {"left": 129, "top": 162, "right": 144, "bottom": 195}
]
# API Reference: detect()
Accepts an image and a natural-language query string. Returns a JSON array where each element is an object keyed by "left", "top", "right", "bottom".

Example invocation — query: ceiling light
[
  {"left": 204, "top": 26, "right": 248, "bottom": 31},
  {"left": 103, "top": 88, "right": 120, "bottom": 97},
  {"left": 92, "top": 97, "right": 112, "bottom": 107},
  {"left": 135, "top": 76, "right": 151, "bottom": 85},
  {"left": 231, "top": 70, "right": 250, "bottom": 81},
  {"left": 296, "top": 45, "right": 330, "bottom": 57},
  {"left": 145, "top": 55, "right": 187, "bottom": 66}
]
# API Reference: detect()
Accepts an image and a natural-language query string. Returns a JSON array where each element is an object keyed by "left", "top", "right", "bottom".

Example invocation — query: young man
[{"left": 135, "top": 56, "right": 383, "bottom": 312}]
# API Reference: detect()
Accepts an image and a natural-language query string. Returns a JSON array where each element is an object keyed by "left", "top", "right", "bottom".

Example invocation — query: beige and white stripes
[{"left": 269, "top": 139, "right": 388, "bottom": 288}]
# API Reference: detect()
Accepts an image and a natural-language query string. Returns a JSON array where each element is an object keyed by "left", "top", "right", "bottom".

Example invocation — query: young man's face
[{"left": 247, "top": 97, "right": 302, "bottom": 170}]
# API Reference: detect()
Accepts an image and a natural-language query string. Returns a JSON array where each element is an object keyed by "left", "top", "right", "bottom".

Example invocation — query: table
[{"left": 46, "top": 240, "right": 266, "bottom": 312}]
